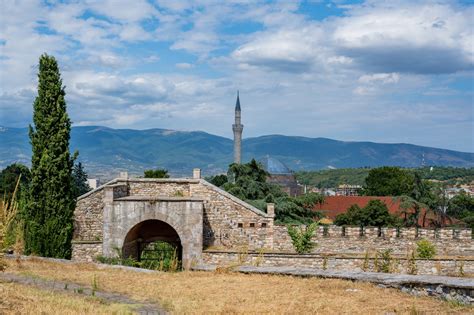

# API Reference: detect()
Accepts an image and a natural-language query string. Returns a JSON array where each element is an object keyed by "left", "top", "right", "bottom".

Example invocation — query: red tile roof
[{"left": 313, "top": 196, "right": 450, "bottom": 227}]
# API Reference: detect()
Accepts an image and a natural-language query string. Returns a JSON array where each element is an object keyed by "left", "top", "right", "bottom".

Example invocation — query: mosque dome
[{"left": 260, "top": 156, "right": 292, "bottom": 175}]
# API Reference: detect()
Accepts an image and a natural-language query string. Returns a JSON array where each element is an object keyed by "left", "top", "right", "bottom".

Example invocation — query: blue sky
[{"left": 0, "top": 0, "right": 472, "bottom": 152}]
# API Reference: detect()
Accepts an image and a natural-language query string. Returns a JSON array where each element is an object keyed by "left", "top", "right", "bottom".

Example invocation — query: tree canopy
[
  {"left": 144, "top": 168, "right": 170, "bottom": 179},
  {"left": 363, "top": 167, "right": 414, "bottom": 196},
  {"left": 0, "top": 163, "right": 31, "bottom": 200},
  {"left": 207, "top": 159, "right": 324, "bottom": 224},
  {"left": 334, "top": 200, "right": 399, "bottom": 227}
]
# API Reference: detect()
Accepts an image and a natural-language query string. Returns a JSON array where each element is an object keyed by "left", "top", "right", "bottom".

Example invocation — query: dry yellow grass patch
[
  {"left": 0, "top": 281, "right": 133, "bottom": 314},
  {"left": 7, "top": 259, "right": 472, "bottom": 314}
]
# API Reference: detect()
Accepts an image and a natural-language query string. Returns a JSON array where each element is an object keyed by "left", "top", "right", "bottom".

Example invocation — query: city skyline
[{"left": 0, "top": 0, "right": 473, "bottom": 152}]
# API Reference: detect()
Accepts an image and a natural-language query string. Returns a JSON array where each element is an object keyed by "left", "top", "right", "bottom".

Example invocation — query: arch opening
[{"left": 122, "top": 219, "right": 182, "bottom": 270}]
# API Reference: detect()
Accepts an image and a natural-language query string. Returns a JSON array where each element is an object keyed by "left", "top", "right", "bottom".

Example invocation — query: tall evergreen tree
[
  {"left": 72, "top": 162, "right": 91, "bottom": 198},
  {"left": 24, "top": 54, "right": 76, "bottom": 258}
]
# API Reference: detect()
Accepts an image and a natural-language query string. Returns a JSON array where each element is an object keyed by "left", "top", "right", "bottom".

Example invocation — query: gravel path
[{"left": 0, "top": 272, "right": 167, "bottom": 315}]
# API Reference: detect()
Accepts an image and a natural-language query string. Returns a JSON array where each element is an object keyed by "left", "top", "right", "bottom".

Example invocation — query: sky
[{"left": 0, "top": 0, "right": 473, "bottom": 152}]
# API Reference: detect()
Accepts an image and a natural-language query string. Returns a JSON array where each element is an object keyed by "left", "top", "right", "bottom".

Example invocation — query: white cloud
[
  {"left": 176, "top": 63, "right": 194, "bottom": 69},
  {"left": 358, "top": 73, "right": 400, "bottom": 84},
  {"left": 232, "top": 26, "right": 326, "bottom": 73},
  {"left": 332, "top": 2, "right": 474, "bottom": 74}
]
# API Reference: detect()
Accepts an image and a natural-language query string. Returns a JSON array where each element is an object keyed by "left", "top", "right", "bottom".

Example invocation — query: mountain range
[{"left": 0, "top": 126, "right": 472, "bottom": 179}]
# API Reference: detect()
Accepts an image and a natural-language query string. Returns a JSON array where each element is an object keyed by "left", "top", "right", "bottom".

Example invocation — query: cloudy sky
[{"left": 0, "top": 0, "right": 472, "bottom": 152}]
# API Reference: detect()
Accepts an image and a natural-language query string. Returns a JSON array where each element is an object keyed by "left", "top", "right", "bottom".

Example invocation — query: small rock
[{"left": 345, "top": 288, "right": 360, "bottom": 292}]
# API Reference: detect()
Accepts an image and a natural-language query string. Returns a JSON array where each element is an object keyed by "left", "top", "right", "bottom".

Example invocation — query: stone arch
[
  {"left": 104, "top": 200, "right": 203, "bottom": 269},
  {"left": 122, "top": 219, "right": 183, "bottom": 262}
]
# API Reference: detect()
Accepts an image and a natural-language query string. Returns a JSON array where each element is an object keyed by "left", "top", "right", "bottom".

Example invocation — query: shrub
[
  {"left": 0, "top": 176, "right": 21, "bottom": 272},
  {"left": 375, "top": 249, "right": 393, "bottom": 273},
  {"left": 416, "top": 239, "right": 436, "bottom": 259},
  {"left": 287, "top": 222, "right": 318, "bottom": 254}
]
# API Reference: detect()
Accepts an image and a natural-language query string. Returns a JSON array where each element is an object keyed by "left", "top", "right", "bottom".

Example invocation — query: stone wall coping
[
  {"left": 115, "top": 195, "right": 204, "bottom": 202},
  {"left": 77, "top": 178, "right": 201, "bottom": 201},
  {"left": 203, "top": 250, "right": 474, "bottom": 261},
  {"left": 116, "top": 178, "right": 201, "bottom": 184},
  {"left": 77, "top": 178, "right": 117, "bottom": 200},
  {"left": 199, "top": 179, "right": 272, "bottom": 218},
  {"left": 107, "top": 183, "right": 128, "bottom": 188},
  {"left": 193, "top": 265, "right": 474, "bottom": 290}
]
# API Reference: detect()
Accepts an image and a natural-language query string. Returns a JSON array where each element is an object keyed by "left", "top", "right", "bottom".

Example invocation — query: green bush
[
  {"left": 287, "top": 222, "right": 318, "bottom": 254},
  {"left": 416, "top": 239, "right": 436, "bottom": 259}
]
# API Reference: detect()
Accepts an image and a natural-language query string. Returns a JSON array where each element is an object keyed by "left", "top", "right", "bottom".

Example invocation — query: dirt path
[{"left": 0, "top": 272, "right": 167, "bottom": 315}]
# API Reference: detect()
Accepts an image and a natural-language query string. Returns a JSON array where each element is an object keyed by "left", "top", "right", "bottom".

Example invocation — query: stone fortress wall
[
  {"left": 72, "top": 172, "right": 275, "bottom": 262},
  {"left": 72, "top": 173, "right": 474, "bottom": 275}
]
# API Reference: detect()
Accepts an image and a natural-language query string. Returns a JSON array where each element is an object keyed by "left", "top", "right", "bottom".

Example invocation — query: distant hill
[{"left": 0, "top": 126, "right": 472, "bottom": 178}]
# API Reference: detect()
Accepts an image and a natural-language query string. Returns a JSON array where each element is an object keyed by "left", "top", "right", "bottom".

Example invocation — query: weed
[
  {"left": 0, "top": 176, "right": 20, "bottom": 272},
  {"left": 375, "top": 249, "right": 393, "bottom": 273},
  {"left": 362, "top": 250, "right": 370, "bottom": 272},
  {"left": 91, "top": 274, "right": 99, "bottom": 296},
  {"left": 458, "top": 261, "right": 465, "bottom": 277},
  {"left": 237, "top": 245, "right": 249, "bottom": 265},
  {"left": 253, "top": 248, "right": 265, "bottom": 267},
  {"left": 407, "top": 250, "right": 417, "bottom": 275},
  {"left": 322, "top": 255, "right": 328, "bottom": 270}
]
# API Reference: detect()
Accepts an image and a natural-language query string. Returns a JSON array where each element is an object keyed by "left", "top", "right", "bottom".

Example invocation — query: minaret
[{"left": 232, "top": 91, "right": 243, "bottom": 164}]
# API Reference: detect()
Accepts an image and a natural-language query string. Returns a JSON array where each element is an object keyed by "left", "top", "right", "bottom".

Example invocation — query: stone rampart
[
  {"left": 273, "top": 225, "right": 473, "bottom": 256},
  {"left": 71, "top": 176, "right": 474, "bottom": 268},
  {"left": 202, "top": 250, "right": 474, "bottom": 277}
]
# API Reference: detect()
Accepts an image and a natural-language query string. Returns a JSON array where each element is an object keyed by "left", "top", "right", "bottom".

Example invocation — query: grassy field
[
  {"left": 0, "top": 281, "right": 132, "bottom": 314},
  {"left": 1, "top": 258, "right": 472, "bottom": 314}
]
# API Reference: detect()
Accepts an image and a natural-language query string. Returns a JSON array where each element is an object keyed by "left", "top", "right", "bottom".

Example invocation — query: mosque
[{"left": 232, "top": 93, "right": 302, "bottom": 196}]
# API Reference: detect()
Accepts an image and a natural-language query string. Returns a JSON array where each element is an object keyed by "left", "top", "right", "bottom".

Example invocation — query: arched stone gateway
[
  {"left": 101, "top": 185, "right": 204, "bottom": 269},
  {"left": 122, "top": 219, "right": 183, "bottom": 263},
  {"left": 71, "top": 176, "right": 275, "bottom": 268}
]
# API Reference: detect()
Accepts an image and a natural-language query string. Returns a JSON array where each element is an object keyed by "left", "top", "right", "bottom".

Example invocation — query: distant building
[
  {"left": 335, "top": 184, "right": 362, "bottom": 196},
  {"left": 446, "top": 186, "right": 474, "bottom": 199},
  {"left": 87, "top": 178, "right": 100, "bottom": 189},
  {"left": 260, "top": 156, "right": 302, "bottom": 196}
]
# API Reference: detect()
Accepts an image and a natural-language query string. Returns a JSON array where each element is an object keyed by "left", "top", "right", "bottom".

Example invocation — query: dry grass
[
  {"left": 6, "top": 258, "right": 473, "bottom": 314},
  {"left": 0, "top": 281, "right": 132, "bottom": 314}
]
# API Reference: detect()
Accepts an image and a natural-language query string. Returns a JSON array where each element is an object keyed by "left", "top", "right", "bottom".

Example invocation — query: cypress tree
[{"left": 24, "top": 54, "right": 76, "bottom": 258}]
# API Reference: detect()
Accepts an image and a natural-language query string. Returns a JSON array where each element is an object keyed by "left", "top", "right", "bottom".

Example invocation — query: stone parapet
[{"left": 202, "top": 250, "right": 474, "bottom": 277}]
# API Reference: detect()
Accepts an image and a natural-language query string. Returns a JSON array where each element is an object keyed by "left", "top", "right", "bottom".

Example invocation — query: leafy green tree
[
  {"left": 223, "top": 159, "right": 285, "bottom": 200},
  {"left": 363, "top": 167, "right": 414, "bottom": 196},
  {"left": 447, "top": 191, "right": 474, "bottom": 228},
  {"left": 206, "top": 174, "right": 228, "bottom": 187},
  {"left": 72, "top": 162, "right": 91, "bottom": 198},
  {"left": 24, "top": 54, "right": 77, "bottom": 259},
  {"left": 0, "top": 163, "right": 31, "bottom": 200},
  {"left": 448, "top": 191, "right": 474, "bottom": 218},
  {"left": 334, "top": 200, "right": 397, "bottom": 227},
  {"left": 333, "top": 204, "right": 363, "bottom": 226},
  {"left": 144, "top": 168, "right": 169, "bottom": 178},
  {"left": 210, "top": 159, "right": 323, "bottom": 224}
]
